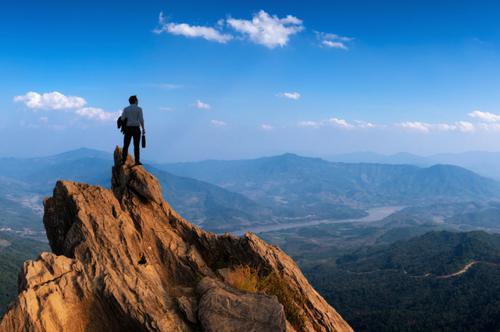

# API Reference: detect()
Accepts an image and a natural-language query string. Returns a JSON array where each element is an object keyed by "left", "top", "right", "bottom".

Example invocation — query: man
[{"left": 120, "top": 95, "right": 145, "bottom": 166}]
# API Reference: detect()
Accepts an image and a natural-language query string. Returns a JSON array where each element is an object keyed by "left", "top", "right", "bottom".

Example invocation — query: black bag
[{"left": 142, "top": 134, "right": 146, "bottom": 148}]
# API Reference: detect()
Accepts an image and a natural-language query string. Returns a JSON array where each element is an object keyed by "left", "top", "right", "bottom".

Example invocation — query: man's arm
[{"left": 139, "top": 108, "right": 145, "bottom": 133}]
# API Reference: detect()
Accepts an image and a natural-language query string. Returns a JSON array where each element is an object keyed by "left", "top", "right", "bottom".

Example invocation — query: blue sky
[{"left": 3, "top": 0, "right": 500, "bottom": 161}]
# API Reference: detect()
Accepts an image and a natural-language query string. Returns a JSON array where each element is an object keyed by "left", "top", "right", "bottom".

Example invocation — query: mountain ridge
[
  {"left": 3, "top": 148, "right": 500, "bottom": 233},
  {"left": 159, "top": 153, "right": 500, "bottom": 207}
]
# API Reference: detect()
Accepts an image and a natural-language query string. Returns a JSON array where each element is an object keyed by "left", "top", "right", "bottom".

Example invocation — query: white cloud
[
  {"left": 322, "top": 40, "right": 348, "bottom": 49},
  {"left": 397, "top": 121, "right": 475, "bottom": 133},
  {"left": 154, "top": 12, "right": 232, "bottom": 43},
  {"left": 298, "top": 120, "right": 323, "bottom": 128},
  {"left": 298, "top": 118, "right": 374, "bottom": 130},
  {"left": 355, "top": 120, "right": 376, "bottom": 128},
  {"left": 260, "top": 123, "right": 274, "bottom": 131},
  {"left": 194, "top": 100, "right": 211, "bottom": 110},
  {"left": 14, "top": 91, "right": 118, "bottom": 122},
  {"left": 210, "top": 119, "right": 227, "bottom": 127},
  {"left": 14, "top": 91, "right": 87, "bottom": 110},
  {"left": 75, "top": 107, "right": 119, "bottom": 122},
  {"left": 478, "top": 123, "right": 500, "bottom": 131},
  {"left": 278, "top": 92, "right": 301, "bottom": 100},
  {"left": 468, "top": 110, "right": 500, "bottom": 123},
  {"left": 328, "top": 118, "right": 354, "bottom": 129},
  {"left": 454, "top": 121, "right": 475, "bottom": 132},
  {"left": 398, "top": 121, "right": 431, "bottom": 133},
  {"left": 227, "top": 10, "right": 303, "bottom": 48},
  {"left": 318, "top": 32, "right": 353, "bottom": 50}
]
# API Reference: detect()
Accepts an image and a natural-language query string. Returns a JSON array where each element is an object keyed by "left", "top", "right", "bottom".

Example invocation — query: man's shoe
[{"left": 135, "top": 162, "right": 143, "bottom": 166}]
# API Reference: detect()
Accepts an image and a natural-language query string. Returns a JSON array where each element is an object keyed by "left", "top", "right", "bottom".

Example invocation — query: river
[{"left": 231, "top": 206, "right": 404, "bottom": 236}]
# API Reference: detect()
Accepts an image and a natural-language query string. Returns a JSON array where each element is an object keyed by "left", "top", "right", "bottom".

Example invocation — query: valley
[{"left": 297, "top": 231, "right": 500, "bottom": 331}]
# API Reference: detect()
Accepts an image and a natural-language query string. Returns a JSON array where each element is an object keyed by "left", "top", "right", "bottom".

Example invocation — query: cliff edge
[{"left": 0, "top": 147, "right": 352, "bottom": 332}]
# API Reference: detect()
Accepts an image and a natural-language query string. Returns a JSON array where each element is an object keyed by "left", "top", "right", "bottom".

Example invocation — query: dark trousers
[{"left": 122, "top": 126, "right": 141, "bottom": 163}]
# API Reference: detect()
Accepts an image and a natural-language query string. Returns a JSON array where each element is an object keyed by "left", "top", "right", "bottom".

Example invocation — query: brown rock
[
  {"left": 176, "top": 296, "right": 198, "bottom": 325},
  {"left": 197, "top": 277, "right": 286, "bottom": 332},
  {"left": 0, "top": 146, "right": 353, "bottom": 332}
]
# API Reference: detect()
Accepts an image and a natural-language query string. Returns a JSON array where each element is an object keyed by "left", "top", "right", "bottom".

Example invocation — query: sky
[{"left": 3, "top": 0, "right": 500, "bottom": 161}]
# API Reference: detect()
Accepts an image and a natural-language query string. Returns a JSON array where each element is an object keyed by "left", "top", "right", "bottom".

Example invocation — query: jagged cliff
[{"left": 0, "top": 147, "right": 352, "bottom": 332}]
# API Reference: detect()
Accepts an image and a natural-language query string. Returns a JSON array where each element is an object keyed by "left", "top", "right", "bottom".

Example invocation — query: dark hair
[{"left": 129, "top": 95, "right": 138, "bottom": 104}]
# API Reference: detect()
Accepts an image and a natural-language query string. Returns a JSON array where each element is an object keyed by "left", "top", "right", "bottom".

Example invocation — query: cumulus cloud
[
  {"left": 468, "top": 110, "right": 500, "bottom": 123},
  {"left": 398, "top": 121, "right": 431, "bottom": 133},
  {"left": 397, "top": 121, "right": 475, "bottom": 133},
  {"left": 298, "top": 118, "right": 367, "bottom": 129},
  {"left": 354, "top": 120, "right": 376, "bottom": 128},
  {"left": 260, "top": 123, "right": 274, "bottom": 131},
  {"left": 210, "top": 119, "right": 227, "bottom": 127},
  {"left": 75, "top": 108, "right": 119, "bottom": 122},
  {"left": 154, "top": 12, "right": 232, "bottom": 43},
  {"left": 14, "top": 91, "right": 116, "bottom": 122},
  {"left": 278, "top": 92, "right": 301, "bottom": 100},
  {"left": 328, "top": 118, "right": 354, "bottom": 129},
  {"left": 317, "top": 32, "right": 353, "bottom": 50},
  {"left": 194, "top": 100, "right": 211, "bottom": 110},
  {"left": 227, "top": 10, "right": 303, "bottom": 48},
  {"left": 453, "top": 121, "right": 475, "bottom": 132},
  {"left": 14, "top": 91, "right": 86, "bottom": 110},
  {"left": 154, "top": 10, "right": 307, "bottom": 49}
]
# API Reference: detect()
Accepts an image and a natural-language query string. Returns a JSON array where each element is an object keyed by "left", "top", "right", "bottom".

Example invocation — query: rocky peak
[{"left": 0, "top": 147, "right": 352, "bottom": 332}]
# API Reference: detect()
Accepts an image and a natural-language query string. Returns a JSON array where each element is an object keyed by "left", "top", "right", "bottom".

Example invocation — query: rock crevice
[{"left": 0, "top": 147, "right": 352, "bottom": 332}]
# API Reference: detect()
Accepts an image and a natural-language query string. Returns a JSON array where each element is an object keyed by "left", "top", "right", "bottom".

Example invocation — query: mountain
[
  {"left": 0, "top": 148, "right": 111, "bottom": 181},
  {"left": 431, "top": 151, "right": 500, "bottom": 180},
  {"left": 147, "top": 167, "right": 274, "bottom": 231},
  {"left": 159, "top": 153, "right": 500, "bottom": 208},
  {"left": 3, "top": 148, "right": 500, "bottom": 233},
  {"left": 305, "top": 231, "right": 500, "bottom": 331},
  {"left": 445, "top": 201, "right": 500, "bottom": 230},
  {"left": 329, "top": 151, "right": 430, "bottom": 166},
  {"left": 0, "top": 148, "right": 352, "bottom": 331},
  {"left": 330, "top": 150, "right": 500, "bottom": 180},
  {"left": 0, "top": 149, "right": 277, "bottom": 232},
  {"left": 367, "top": 201, "right": 500, "bottom": 233}
]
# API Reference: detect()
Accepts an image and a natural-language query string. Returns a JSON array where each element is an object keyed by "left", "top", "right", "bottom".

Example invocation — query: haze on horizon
[{"left": 3, "top": 1, "right": 500, "bottom": 162}]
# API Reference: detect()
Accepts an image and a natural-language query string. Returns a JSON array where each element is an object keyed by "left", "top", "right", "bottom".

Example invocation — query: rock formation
[{"left": 0, "top": 147, "right": 353, "bottom": 332}]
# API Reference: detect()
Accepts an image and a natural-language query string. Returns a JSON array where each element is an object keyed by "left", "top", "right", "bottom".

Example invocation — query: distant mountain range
[
  {"left": 159, "top": 153, "right": 500, "bottom": 209},
  {"left": 330, "top": 150, "right": 500, "bottom": 180},
  {"left": 2, "top": 148, "right": 500, "bottom": 233}
]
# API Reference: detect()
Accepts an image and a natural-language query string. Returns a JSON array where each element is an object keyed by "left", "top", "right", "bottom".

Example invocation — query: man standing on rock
[{"left": 120, "top": 95, "right": 145, "bottom": 166}]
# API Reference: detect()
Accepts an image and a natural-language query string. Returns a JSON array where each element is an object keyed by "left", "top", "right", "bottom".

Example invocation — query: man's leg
[
  {"left": 122, "top": 129, "right": 132, "bottom": 164},
  {"left": 132, "top": 128, "right": 141, "bottom": 163}
]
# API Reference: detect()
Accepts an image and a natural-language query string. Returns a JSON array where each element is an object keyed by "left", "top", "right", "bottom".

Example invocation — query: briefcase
[{"left": 142, "top": 134, "right": 146, "bottom": 148}]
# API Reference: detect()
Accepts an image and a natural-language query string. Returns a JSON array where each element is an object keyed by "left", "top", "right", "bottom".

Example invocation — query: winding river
[{"left": 232, "top": 206, "right": 404, "bottom": 236}]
